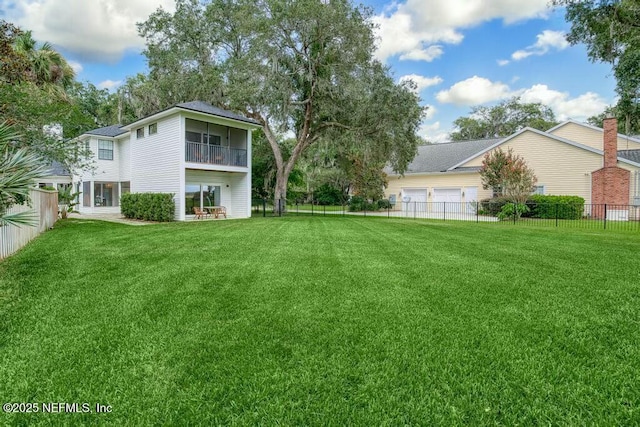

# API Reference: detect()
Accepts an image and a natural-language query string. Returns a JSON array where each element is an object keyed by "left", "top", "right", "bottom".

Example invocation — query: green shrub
[
  {"left": 121, "top": 193, "right": 175, "bottom": 222},
  {"left": 348, "top": 196, "right": 378, "bottom": 212},
  {"left": 480, "top": 197, "right": 512, "bottom": 216},
  {"left": 527, "top": 195, "right": 585, "bottom": 220},
  {"left": 314, "top": 184, "right": 345, "bottom": 206},
  {"left": 377, "top": 199, "right": 391, "bottom": 210},
  {"left": 497, "top": 202, "right": 530, "bottom": 221}
]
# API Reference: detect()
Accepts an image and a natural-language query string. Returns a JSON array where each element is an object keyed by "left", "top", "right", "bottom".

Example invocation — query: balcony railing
[{"left": 185, "top": 141, "right": 247, "bottom": 167}]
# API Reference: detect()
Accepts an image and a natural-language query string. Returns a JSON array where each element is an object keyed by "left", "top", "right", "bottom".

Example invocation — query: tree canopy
[
  {"left": 552, "top": 0, "right": 640, "bottom": 134},
  {"left": 138, "top": 0, "right": 424, "bottom": 206},
  {"left": 480, "top": 147, "right": 537, "bottom": 206},
  {"left": 0, "top": 19, "right": 95, "bottom": 174},
  {"left": 450, "top": 97, "right": 558, "bottom": 141}
]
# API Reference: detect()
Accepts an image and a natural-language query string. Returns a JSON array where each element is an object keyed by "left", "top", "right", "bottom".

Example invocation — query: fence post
[
  {"left": 604, "top": 204, "right": 607, "bottom": 230},
  {"left": 311, "top": 200, "right": 314, "bottom": 216},
  {"left": 443, "top": 202, "right": 446, "bottom": 222},
  {"left": 262, "top": 198, "right": 266, "bottom": 217},
  {"left": 513, "top": 202, "right": 517, "bottom": 224},
  {"left": 388, "top": 203, "right": 390, "bottom": 218},
  {"left": 324, "top": 205, "right": 326, "bottom": 216},
  {"left": 476, "top": 201, "right": 479, "bottom": 223},
  {"left": 413, "top": 202, "right": 416, "bottom": 219},
  {"left": 296, "top": 200, "right": 299, "bottom": 216},
  {"left": 555, "top": 203, "right": 559, "bottom": 227}
]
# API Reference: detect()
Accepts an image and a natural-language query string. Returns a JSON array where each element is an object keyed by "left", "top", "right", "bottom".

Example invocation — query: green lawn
[{"left": 1, "top": 217, "right": 639, "bottom": 425}]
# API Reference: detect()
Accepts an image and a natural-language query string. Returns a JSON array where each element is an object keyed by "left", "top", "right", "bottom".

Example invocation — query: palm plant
[
  {"left": 13, "top": 31, "right": 75, "bottom": 93},
  {"left": 0, "top": 122, "right": 50, "bottom": 227}
]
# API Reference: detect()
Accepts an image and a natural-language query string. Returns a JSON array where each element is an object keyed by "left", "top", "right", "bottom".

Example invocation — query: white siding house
[{"left": 74, "top": 101, "right": 259, "bottom": 220}]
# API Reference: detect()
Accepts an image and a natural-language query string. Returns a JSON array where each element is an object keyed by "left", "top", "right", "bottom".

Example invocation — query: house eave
[
  {"left": 387, "top": 169, "right": 480, "bottom": 178},
  {"left": 122, "top": 105, "right": 260, "bottom": 131}
]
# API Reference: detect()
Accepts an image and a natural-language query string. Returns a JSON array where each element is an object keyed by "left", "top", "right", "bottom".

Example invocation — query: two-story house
[{"left": 75, "top": 101, "right": 259, "bottom": 220}]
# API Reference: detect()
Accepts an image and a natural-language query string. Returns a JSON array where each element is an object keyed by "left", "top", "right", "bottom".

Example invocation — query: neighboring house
[
  {"left": 39, "top": 161, "right": 72, "bottom": 191},
  {"left": 385, "top": 118, "right": 640, "bottom": 216},
  {"left": 73, "top": 101, "right": 259, "bottom": 220}
]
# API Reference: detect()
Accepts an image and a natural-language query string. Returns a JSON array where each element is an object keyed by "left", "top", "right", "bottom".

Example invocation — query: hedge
[
  {"left": 526, "top": 195, "right": 585, "bottom": 220},
  {"left": 481, "top": 195, "right": 585, "bottom": 220},
  {"left": 121, "top": 193, "right": 175, "bottom": 222}
]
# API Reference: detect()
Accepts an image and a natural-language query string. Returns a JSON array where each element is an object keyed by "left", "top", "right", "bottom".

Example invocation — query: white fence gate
[{"left": 0, "top": 188, "right": 58, "bottom": 260}]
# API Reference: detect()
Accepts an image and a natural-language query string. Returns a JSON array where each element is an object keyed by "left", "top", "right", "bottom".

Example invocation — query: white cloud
[
  {"left": 436, "top": 77, "right": 609, "bottom": 121},
  {"left": 497, "top": 59, "right": 510, "bottom": 66},
  {"left": 510, "top": 30, "right": 569, "bottom": 62},
  {"left": 418, "top": 121, "right": 450, "bottom": 143},
  {"left": 436, "top": 76, "right": 512, "bottom": 106},
  {"left": 399, "top": 45, "right": 445, "bottom": 62},
  {"left": 399, "top": 74, "right": 443, "bottom": 93},
  {"left": 3, "top": 0, "right": 175, "bottom": 62},
  {"left": 373, "top": 12, "right": 461, "bottom": 63},
  {"left": 68, "top": 60, "right": 83, "bottom": 74},
  {"left": 424, "top": 105, "right": 437, "bottom": 120},
  {"left": 97, "top": 80, "right": 123, "bottom": 91},
  {"left": 374, "top": 0, "right": 549, "bottom": 63},
  {"left": 518, "top": 84, "right": 608, "bottom": 120}
]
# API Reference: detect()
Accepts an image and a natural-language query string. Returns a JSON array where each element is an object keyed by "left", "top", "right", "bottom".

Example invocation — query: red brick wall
[
  {"left": 591, "top": 117, "right": 630, "bottom": 218},
  {"left": 603, "top": 117, "right": 618, "bottom": 168},
  {"left": 592, "top": 167, "right": 630, "bottom": 206}
]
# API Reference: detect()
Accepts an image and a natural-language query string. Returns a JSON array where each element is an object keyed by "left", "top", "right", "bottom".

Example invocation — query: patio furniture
[
  {"left": 193, "top": 206, "right": 211, "bottom": 219},
  {"left": 204, "top": 206, "right": 227, "bottom": 219}
]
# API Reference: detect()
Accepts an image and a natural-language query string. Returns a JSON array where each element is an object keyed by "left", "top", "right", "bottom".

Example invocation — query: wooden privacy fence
[{"left": 0, "top": 188, "right": 58, "bottom": 260}]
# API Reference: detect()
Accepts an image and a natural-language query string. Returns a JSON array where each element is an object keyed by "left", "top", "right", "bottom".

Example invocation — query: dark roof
[
  {"left": 85, "top": 124, "right": 127, "bottom": 138},
  {"left": 390, "top": 138, "right": 502, "bottom": 174},
  {"left": 176, "top": 101, "right": 260, "bottom": 125},
  {"left": 47, "top": 161, "right": 70, "bottom": 176},
  {"left": 618, "top": 150, "right": 640, "bottom": 164}
]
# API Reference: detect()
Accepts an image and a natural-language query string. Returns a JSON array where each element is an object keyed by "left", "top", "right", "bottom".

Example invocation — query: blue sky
[{"left": 1, "top": 0, "right": 617, "bottom": 142}]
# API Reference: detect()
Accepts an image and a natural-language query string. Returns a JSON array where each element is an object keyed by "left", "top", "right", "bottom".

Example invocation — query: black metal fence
[{"left": 252, "top": 199, "right": 640, "bottom": 231}]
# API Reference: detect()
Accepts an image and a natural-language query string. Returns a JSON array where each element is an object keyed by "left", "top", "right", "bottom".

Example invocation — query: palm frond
[{"left": 0, "top": 210, "right": 38, "bottom": 227}]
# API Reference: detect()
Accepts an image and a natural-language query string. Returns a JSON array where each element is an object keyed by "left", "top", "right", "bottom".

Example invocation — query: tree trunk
[
  {"left": 273, "top": 169, "right": 289, "bottom": 215},
  {"left": 626, "top": 112, "right": 631, "bottom": 135}
]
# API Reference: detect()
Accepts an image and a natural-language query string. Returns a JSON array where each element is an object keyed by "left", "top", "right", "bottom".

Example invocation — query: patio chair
[
  {"left": 213, "top": 206, "right": 227, "bottom": 219},
  {"left": 193, "top": 206, "right": 210, "bottom": 219}
]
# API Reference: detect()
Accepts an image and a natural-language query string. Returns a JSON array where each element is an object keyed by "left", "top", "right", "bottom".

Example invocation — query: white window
[
  {"left": 136, "top": 128, "right": 144, "bottom": 139},
  {"left": 532, "top": 185, "right": 545, "bottom": 195},
  {"left": 98, "top": 140, "right": 113, "bottom": 160},
  {"left": 149, "top": 123, "right": 157, "bottom": 135}
]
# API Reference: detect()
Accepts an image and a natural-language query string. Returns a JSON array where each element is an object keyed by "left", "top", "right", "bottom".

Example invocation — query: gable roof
[
  {"left": 618, "top": 150, "right": 640, "bottom": 165},
  {"left": 46, "top": 161, "right": 71, "bottom": 177},
  {"left": 123, "top": 101, "right": 260, "bottom": 129},
  {"left": 547, "top": 120, "right": 640, "bottom": 143},
  {"left": 449, "top": 126, "right": 640, "bottom": 170},
  {"left": 390, "top": 138, "right": 502, "bottom": 175},
  {"left": 176, "top": 101, "right": 260, "bottom": 125},
  {"left": 84, "top": 124, "right": 128, "bottom": 138},
  {"left": 392, "top": 126, "right": 640, "bottom": 177}
]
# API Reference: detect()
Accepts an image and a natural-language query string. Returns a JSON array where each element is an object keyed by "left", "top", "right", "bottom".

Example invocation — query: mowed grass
[{"left": 1, "top": 217, "right": 639, "bottom": 425}]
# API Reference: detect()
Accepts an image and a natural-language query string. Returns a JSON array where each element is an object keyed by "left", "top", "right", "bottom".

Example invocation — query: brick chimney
[
  {"left": 603, "top": 117, "right": 618, "bottom": 168},
  {"left": 591, "top": 116, "right": 631, "bottom": 217}
]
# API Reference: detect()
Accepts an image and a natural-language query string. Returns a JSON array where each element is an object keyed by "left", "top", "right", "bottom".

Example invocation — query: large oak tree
[
  {"left": 450, "top": 97, "right": 558, "bottom": 141},
  {"left": 553, "top": 0, "right": 640, "bottom": 134},
  {"left": 138, "top": 0, "right": 424, "bottom": 206}
]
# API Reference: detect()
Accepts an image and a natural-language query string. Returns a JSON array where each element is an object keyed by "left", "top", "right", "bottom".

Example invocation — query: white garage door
[
  {"left": 433, "top": 188, "right": 461, "bottom": 212},
  {"left": 402, "top": 189, "right": 427, "bottom": 213}
]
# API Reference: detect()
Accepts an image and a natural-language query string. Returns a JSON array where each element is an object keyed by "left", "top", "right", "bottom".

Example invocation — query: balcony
[{"left": 185, "top": 141, "right": 247, "bottom": 167}]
